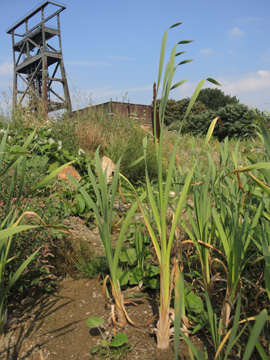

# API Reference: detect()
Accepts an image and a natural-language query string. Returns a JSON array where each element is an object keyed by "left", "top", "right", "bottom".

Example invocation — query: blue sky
[{"left": 0, "top": 0, "right": 270, "bottom": 111}]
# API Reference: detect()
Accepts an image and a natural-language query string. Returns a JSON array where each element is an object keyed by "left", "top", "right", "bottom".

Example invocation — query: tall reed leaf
[
  {"left": 242, "top": 310, "right": 268, "bottom": 360},
  {"left": 67, "top": 150, "right": 147, "bottom": 328}
]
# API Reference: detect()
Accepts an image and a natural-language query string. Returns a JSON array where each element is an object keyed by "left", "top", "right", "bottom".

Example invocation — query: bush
[
  {"left": 171, "top": 103, "right": 255, "bottom": 140},
  {"left": 156, "top": 98, "right": 207, "bottom": 127},
  {"left": 195, "top": 87, "right": 239, "bottom": 110}
]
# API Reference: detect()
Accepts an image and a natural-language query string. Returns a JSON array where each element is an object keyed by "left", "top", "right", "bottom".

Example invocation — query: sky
[{"left": 0, "top": 0, "right": 270, "bottom": 112}]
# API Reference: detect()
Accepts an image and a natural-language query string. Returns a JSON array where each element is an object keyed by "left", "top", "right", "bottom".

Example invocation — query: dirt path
[
  {"left": 0, "top": 276, "right": 197, "bottom": 360},
  {"left": 0, "top": 215, "right": 199, "bottom": 360}
]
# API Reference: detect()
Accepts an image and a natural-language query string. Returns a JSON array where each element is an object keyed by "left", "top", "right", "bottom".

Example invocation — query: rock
[
  {"left": 21, "top": 297, "right": 34, "bottom": 306},
  {"left": 100, "top": 156, "right": 116, "bottom": 183},
  {"left": 57, "top": 165, "right": 81, "bottom": 182}
]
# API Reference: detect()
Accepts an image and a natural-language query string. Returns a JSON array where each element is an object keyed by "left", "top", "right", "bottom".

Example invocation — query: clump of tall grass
[{"left": 73, "top": 106, "right": 162, "bottom": 182}]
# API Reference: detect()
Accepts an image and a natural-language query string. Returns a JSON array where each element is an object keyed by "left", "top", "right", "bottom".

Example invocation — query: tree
[
  {"left": 155, "top": 99, "right": 181, "bottom": 126},
  {"left": 155, "top": 98, "right": 207, "bottom": 126},
  {"left": 196, "top": 88, "right": 239, "bottom": 111},
  {"left": 176, "top": 103, "right": 255, "bottom": 140}
]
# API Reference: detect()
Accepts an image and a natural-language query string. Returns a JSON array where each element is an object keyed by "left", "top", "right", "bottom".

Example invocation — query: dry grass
[{"left": 75, "top": 120, "right": 105, "bottom": 156}]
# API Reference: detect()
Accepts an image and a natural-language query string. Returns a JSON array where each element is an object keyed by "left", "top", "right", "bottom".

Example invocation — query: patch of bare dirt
[
  {"left": 0, "top": 211, "right": 202, "bottom": 360},
  {"left": 0, "top": 276, "right": 199, "bottom": 360}
]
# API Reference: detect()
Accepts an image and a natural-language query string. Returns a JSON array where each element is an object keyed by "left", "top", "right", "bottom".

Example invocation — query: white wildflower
[
  {"left": 78, "top": 148, "right": 85, "bottom": 155},
  {"left": 0, "top": 129, "right": 5, "bottom": 135},
  {"left": 48, "top": 138, "right": 55, "bottom": 145},
  {"left": 57, "top": 140, "right": 62, "bottom": 150}
]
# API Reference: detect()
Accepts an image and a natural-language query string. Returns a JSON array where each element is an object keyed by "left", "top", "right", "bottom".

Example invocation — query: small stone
[{"left": 21, "top": 297, "right": 34, "bottom": 306}]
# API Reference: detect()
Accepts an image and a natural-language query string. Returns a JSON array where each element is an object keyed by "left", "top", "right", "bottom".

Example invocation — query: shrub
[
  {"left": 171, "top": 103, "right": 255, "bottom": 140},
  {"left": 156, "top": 98, "right": 207, "bottom": 127},
  {"left": 195, "top": 87, "right": 239, "bottom": 110}
]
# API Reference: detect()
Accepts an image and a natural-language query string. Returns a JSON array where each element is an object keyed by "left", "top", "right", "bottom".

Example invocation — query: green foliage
[
  {"left": 106, "top": 121, "right": 158, "bottom": 182},
  {"left": 86, "top": 316, "right": 104, "bottom": 328},
  {"left": 0, "top": 128, "right": 70, "bottom": 334},
  {"left": 1, "top": 23, "right": 270, "bottom": 360},
  {"left": 77, "top": 253, "right": 109, "bottom": 279},
  {"left": 156, "top": 98, "right": 207, "bottom": 127},
  {"left": 116, "top": 223, "right": 160, "bottom": 289},
  {"left": 196, "top": 87, "right": 239, "bottom": 110},
  {"left": 72, "top": 107, "right": 160, "bottom": 183},
  {"left": 177, "top": 103, "right": 255, "bottom": 140},
  {"left": 87, "top": 316, "right": 129, "bottom": 357}
]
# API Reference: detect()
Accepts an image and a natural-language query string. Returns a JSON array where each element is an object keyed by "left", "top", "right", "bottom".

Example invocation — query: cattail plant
[
  {"left": 132, "top": 23, "right": 220, "bottom": 349},
  {"left": 67, "top": 151, "right": 149, "bottom": 328}
]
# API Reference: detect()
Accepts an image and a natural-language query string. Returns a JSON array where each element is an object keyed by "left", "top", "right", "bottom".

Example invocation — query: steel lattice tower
[{"left": 6, "top": 1, "right": 72, "bottom": 117}]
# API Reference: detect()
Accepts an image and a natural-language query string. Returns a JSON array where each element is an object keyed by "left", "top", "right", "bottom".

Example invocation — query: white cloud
[
  {"left": 257, "top": 70, "right": 270, "bottom": 78},
  {"left": 208, "top": 70, "right": 270, "bottom": 110},
  {"left": 0, "top": 62, "right": 13, "bottom": 76},
  {"left": 221, "top": 70, "right": 270, "bottom": 94},
  {"left": 228, "top": 27, "right": 244, "bottom": 38},
  {"left": 198, "top": 48, "right": 214, "bottom": 56},
  {"left": 170, "top": 71, "right": 270, "bottom": 111}
]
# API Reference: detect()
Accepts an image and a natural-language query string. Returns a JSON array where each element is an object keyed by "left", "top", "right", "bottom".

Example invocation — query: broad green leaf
[
  {"left": 109, "top": 333, "right": 128, "bottom": 348},
  {"left": 101, "top": 339, "right": 108, "bottom": 348},
  {"left": 90, "top": 346, "right": 100, "bottom": 354},
  {"left": 117, "top": 269, "right": 130, "bottom": 286},
  {"left": 129, "top": 267, "right": 144, "bottom": 285},
  {"left": 119, "top": 248, "right": 137, "bottom": 266},
  {"left": 144, "top": 277, "right": 159, "bottom": 289},
  {"left": 145, "top": 265, "right": 160, "bottom": 277},
  {"left": 75, "top": 194, "right": 85, "bottom": 213},
  {"left": 185, "top": 291, "right": 204, "bottom": 313},
  {"left": 86, "top": 317, "right": 104, "bottom": 328}
]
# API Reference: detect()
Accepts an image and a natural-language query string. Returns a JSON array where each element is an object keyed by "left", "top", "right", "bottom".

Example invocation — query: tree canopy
[
  {"left": 155, "top": 88, "right": 256, "bottom": 140},
  {"left": 196, "top": 88, "right": 239, "bottom": 110}
]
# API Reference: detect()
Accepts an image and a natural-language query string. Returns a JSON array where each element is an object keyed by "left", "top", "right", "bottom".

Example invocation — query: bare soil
[
  {"left": 0, "top": 217, "right": 201, "bottom": 360},
  {"left": 0, "top": 276, "right": 200, "bottom": 360}
]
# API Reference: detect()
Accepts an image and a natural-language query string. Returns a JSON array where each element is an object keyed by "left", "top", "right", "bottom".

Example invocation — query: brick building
[{"left": 74, "top": 101, "right": 152, "bottom": 125}]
